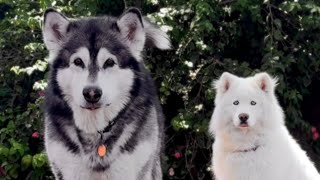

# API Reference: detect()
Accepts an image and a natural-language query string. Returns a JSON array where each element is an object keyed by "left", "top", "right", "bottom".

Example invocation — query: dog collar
[
  {"left": 96, "top": 119, "right": 116, "bottom": 157},
  {"left": 99, "top": 119, "right": 116, "bottom": 134},
  {"left": 234, "top": 145, "right": 260, "bottom": 153}
]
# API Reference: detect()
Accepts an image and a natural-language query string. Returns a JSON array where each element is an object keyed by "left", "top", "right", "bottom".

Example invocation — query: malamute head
[
  {"left": 210, "top": 72, "right": 284, "bottom": 138},
  {"left": 43, "top": 8, "right": 170, "bottom": 133}
]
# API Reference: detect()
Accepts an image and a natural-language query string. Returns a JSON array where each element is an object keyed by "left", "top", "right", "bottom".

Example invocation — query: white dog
[{"left": 209, "top": 72, "right": 320, "bottom": 180}]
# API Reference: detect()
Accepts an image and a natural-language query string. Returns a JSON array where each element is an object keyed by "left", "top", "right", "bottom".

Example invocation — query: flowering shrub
[{"left": 0, "top": 0, "right": 320, "bottom": 179}]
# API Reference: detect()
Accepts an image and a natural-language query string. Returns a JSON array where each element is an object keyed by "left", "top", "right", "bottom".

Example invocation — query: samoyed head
[{"left": 209, "top": 72, "right": 284, "bottom": 136}]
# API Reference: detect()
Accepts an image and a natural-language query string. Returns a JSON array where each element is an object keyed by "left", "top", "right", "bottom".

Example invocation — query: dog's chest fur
[
  {"left": 45, "top": 106, "right": 159, "bottom": 180},
  {"left": 213, "top": 130, "right": 320, "bottom": 180}
]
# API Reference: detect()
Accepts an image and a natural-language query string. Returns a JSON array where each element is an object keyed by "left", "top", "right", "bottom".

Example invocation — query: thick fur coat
[
  {"left": 210, "top": 72, "right": 320, "bottom": 180},
  {"left": 42, "top": 8, "right": 170, "bottom": 180}
]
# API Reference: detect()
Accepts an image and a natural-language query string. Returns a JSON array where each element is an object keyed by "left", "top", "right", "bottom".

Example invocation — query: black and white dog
[{"left": 42, "top": 8, "right": 171, "bottom": 180}]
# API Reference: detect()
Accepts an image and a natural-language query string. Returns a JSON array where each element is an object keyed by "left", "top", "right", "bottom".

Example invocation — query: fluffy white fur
[
  {"left": 209, "top": 72, "right": 320, "bottom": 180},
  {"left": 142, "top": 19, "right": 171, "bottom": 50}
]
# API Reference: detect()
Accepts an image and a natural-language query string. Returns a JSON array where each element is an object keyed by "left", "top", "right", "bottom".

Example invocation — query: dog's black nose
[
  {"left": 83, "top": 86, "right": 102, "bottom": 103},
  {"left": 239, "top": 113, "right": 249, "bottom": 124}
]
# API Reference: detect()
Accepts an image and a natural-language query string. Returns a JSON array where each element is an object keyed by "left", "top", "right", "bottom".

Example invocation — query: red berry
[
  {"left": 174, "top": 152, "right": 182, "bottom": 159},
  {"left": 0, "top": 166, "right": 5, "bottom": 176},
  {"left": 313, "top": 132, "right": 319, "bottom": 141},
  {"left": 32, "top": 132, "right": 40, "bottom": 139},
  {"left": 311, "top": 127, "right": 317, "bottom": 133},
  {"left": 38, "top": 91, "right": 45, "bottom": 97},
  {"left": 168, "top": 167, "right": 175, "bottom": 176}
]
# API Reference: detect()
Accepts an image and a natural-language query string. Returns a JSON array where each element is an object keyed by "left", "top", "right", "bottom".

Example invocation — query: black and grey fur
[{"left": 42, "top": 8, "right": 170, "bottom": 180}]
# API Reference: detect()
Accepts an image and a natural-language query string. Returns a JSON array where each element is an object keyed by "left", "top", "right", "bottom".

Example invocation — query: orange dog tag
[{"left": 98, "top": 145, "right": 107, "bottom": 157}]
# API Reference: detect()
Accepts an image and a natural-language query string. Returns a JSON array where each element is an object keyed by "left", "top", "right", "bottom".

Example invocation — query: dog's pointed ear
[
  {"left": 254, "top": 72, "right": 278, "bottom": 93},
  {"left": 43, "top": 9, "right": 70, "bottom": 55},
  {"left": 117, "top": 8, "right": 145, "bottom": 58},
  {"left": 117, "top": 8, "right": 171, "bottom": 60},
  {"left": 214, "top": 72, "right": 237, "bottom": 94}
]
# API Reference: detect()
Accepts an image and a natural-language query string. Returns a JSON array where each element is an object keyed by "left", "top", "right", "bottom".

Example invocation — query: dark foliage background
[{"left": 0, "top": 0, "right": 320, "bottom": 179}]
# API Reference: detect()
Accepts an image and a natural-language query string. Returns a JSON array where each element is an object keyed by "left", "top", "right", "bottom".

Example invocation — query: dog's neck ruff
[{"left": 234, "top": 145, "right": 260, "bottom": 153}]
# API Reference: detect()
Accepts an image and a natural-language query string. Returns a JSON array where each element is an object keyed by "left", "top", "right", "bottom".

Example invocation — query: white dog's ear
[
  {"left": 43, "top": 9, "right": 70, "bottom": 55},
  {"left": 118, "top": 8, "right": 171, "bottom": 60},
  {"left": 214, "top": 72, "right": 237, "bottom": 94},
  {"left": 254, "top": 72, "right": 278, "bottom": 93}
]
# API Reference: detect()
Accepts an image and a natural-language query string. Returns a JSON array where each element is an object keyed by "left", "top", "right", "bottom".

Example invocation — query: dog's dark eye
[
  {"left": 74, "top": 58, "right": 84, "bottom": 68},
  {"left": 251, "top": 101, "right": 256, "bottom": 105},
  {"left": 233, "top": 100, "right": 239, "bottom": 105},
  {"left": 103, "top": 58, "right": 116, "bottom": 69}
]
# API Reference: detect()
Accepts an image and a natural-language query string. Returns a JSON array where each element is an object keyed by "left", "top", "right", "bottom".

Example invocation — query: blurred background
[{"left": 0, "top": 0, "right": 320, "bottom": 179}]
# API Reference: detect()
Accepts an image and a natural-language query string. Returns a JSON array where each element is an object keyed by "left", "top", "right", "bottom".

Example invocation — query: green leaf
[
  {"left": 7, "top": 165, "right": 19, "bottom": 178},
  {"left": 274, "top": 30, "right": 282, "bottom": 41},
  {"left": 32, "top": 153, "right": 47, "bottom": 168},
  {"left": 21, "top": 155, "right": 33, "bottom": 170},
  {"left": 274, "top": 19, "right": 282, "bottom": 29},
  {"left": 0, "top": 145, "right": 9, "bottom": 157}
]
